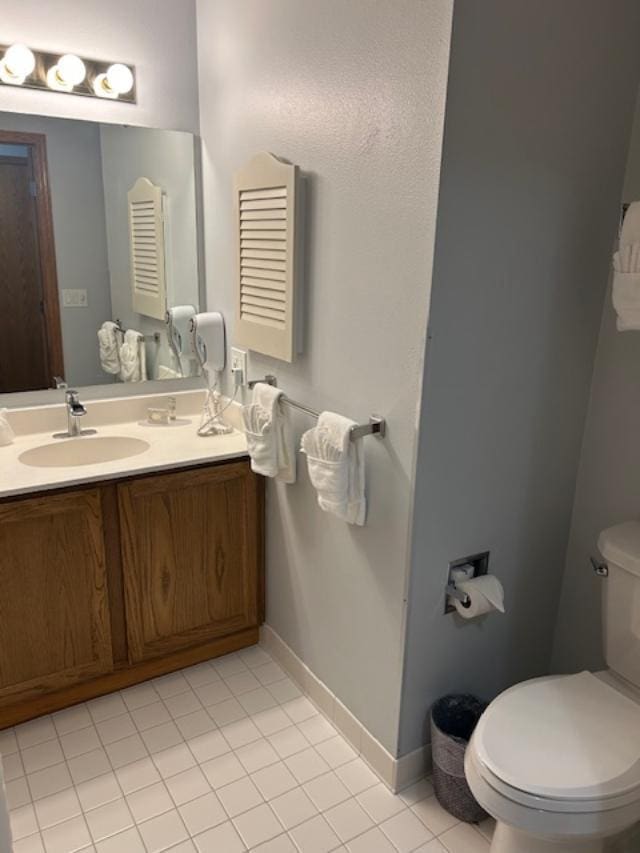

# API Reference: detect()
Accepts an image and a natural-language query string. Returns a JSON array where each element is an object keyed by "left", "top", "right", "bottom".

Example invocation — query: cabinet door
[
  {"left": 0, "top": 489, "right": 113, "bottom": 704},
  {"left": 118, "top": 463, "right": 261, "bottom": 663}
]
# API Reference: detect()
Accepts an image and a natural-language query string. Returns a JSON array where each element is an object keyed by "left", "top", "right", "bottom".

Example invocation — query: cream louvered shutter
[
  {"left": 127, "top": 177, "right": 167, "bottom": 320},
  {"left": 234, "top": 152, "right": 302, "bottom": 362}
]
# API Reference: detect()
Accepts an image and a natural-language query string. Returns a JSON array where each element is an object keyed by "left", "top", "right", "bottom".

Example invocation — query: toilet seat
[{"left": 471, "top": 673, "right": 640, "bottom": 808}]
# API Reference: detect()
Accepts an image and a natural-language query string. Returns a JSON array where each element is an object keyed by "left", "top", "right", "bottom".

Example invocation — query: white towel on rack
[
  {"left": 98, "top": 321, "right": 121, "bottom": 375},
  {"left": 301, "top": 411, "right": 366, "bottom": 526},
  {"left": 612, "top": 201, "right": 640, "bottom": 330},
  {"left": 242, "top": 382, "right": 296, "bottom": 483},
  {"left": 119, "top": 329, "right": 147, "bottom": 383}
]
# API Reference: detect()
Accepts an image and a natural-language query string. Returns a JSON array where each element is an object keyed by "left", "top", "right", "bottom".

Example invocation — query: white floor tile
[
  {"left": 206, "top": 697, "right": 247, "bottom": 727},
  {"left": 201, "top": 752, "right": 246, "bottom": 789},
  {"left": 334, "top": 759, "right": 379, "bottom": 796},
  {"left": 239, "top": 687, "right": 279, "bottom": 716},
  {"left": 253, "top": 662, "right": 286, "bottom": 686},
  {"left": 216, "top": 776, "right": 263, "bottom": 817},
  {"left": 356, "top": 783, "right": 405, "bottom": 823},
  {"left": 281, "top": 698, "right": 317, "bottom": 725},
  {"left": 3, "top": 750, "right": 25, "bottom": 781},
  {"left": 16, "top": 718, "right": 57, "bottom": 750},
  {"left": 41, "top": 815, "right": 92, "bottom": 853},
  {"left": 323, "top": 798, "right": 374, "bottom": 842},
  {"left": 267, "top": 679, "right": 302, "bottom": 704},
  {"left": 75, "top": 773, "right": 121, "bottom": 812},
  {"left": 95, "top": 714, "right": 136, "bottom": 746},
  {"left": 252, "top": 707, "right": 292, "bottom": 737},
  {"left": 251, "top": 761, "right": 298, "bottom": 800},
  {"left": 52, "top": 706, "right": 93, "bottom": 738},
  {"left": 345, "top": 827, "right": 396, "bottom": 853},
  {"left": 193, "top": 820, "right": 245, "bottom": 853},
  {"left": 87, "top": 694, "right": 127, "bottom": 724},
  {"left": 183, "top": 734, "right": 225, "bottom": 767},
  {"left": 138, "top": 809, "right": 189, "bottom": 853},
  {"left": 413, "top": 842, "right": 447, "bottom": 853},
  {"left": 379, "top": 807, "right": 434, "bottom": 852},
  {"left": 411, "top": 796, "right": 459, "bottom": 836},
  {"left": 398, "top": 777, "right": 435, "bottom": 806},
  {"left": 127, "top": 782, "right": 174, "bottom": 823},
  {"left": 115, "top": 757, "right": 161, "bottom": 795},
  {"left": 34, "top": 788, "right": 82, "bottom": 829},
  {"left": 14, "top": 834, "right": 46, "bottom": 853},
  {"left": 221, "top": 717, "right": 262, "bottom": 750},
  {"left": 152, "top": 743, "right": 196, "bottom": 779},
  {"left": 22, "top": 739, "right": 65, "bottom": 774},
  {"left": 224, "top": 671, "right": 262, "bottom": 695},
  {"left": 164, "top": 692, "right": 203, "bottom": 720},
  {"left": 284, "top": 747, "right": 330, "bottom": 784},
  {"left": 303, "top": 771, "right": 351, "bottom": 812},
  {"left": 175, "top": 710, "right": 217, "bottom": 740},
  {"left": 95, "top": 827, "right": 146, "bottom": 853},
  {"left": 268, "top": 727, "right": 310, "bottom": 760},
  {"left": 213, "top": 653, "right": 249, "bottom": 678},
  {"left": 239, "top": 647, "right": 271, "bottom": 669},
  {"left": 120, "top": 683, "right": 159, "bottom": 712},
  {"left": 193, "top": 681, "right": 233, "bottom": 708},
  {"left": 270, "top": 788, "right": 318, "bottom": 830},
  {"left": 236, "top": 738, "right": 280, "bottom": 773},
  {"left": 10, "top": 803, "right": 38, "bottom": 840},
  {"left": 297, "top": 716, "right": 336, "bottom": 746},
  {"left": 178, "top": 791, "right": 227, "bottom": 835},
  {"left": 131, "top": 702, "right": 172, "bottom": 732},
  {"left": 314, "top": 737, "right": 357, "bottom": 769},
  {"left": 7, "top": 776, "right": 32, "bottom": 809},
  {"left": 85, "top": 798, "right": 133, "bottom": 842},
  {"left": 60, "top": 727, "right": 101, "bottom": 761},
  {"left": 27, "top": 764, "right": 73, "bottom": 801},
  {"left": 164, "top": 766, "right": 211, "bottom": 806},
  {"left": 0, "top": 728, "right": 18, "bottom": 755},
  {"left": 252, "top": 834, "right": 296, "bottom": 853},
  {"left": 181, "top": 663, "right": 220, "bottom": 690},
  {"left": 153, "top": 673, "right": 191, "bottom": 700},
  {"left": 68, "top": 749, "right": 111, "bottom": 784},
  {"left": 105, "top": 735, "right": 148, "bottom": 770},
  {"left": 141, "top": 722, "right": 183, "bottom": 754},
  {"left": 437, "top": 823, "right": 490, "bottom": 852},
  {"left": 166, "top": 842, "right": 197, "bottom": 853},
  {"left": 288, "top": 814, "right": 341, "bottom": 853},
  {"left": 232, "top": 802, "right": 283, "bottom": 848}
]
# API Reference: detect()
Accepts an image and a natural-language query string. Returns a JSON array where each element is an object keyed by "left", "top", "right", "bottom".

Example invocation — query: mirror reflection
[{"left": 0, "top": 111, "right": 202, "bottom": 393}]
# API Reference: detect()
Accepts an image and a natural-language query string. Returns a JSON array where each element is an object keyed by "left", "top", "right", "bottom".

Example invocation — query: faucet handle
[{"left": 65, "top": 389, "right": 80, "bottom": 404}]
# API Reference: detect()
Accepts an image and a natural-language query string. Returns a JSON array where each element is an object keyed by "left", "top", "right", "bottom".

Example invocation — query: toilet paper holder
[{"left": 445, "top": 551, "right": 490, "bottom": 614}]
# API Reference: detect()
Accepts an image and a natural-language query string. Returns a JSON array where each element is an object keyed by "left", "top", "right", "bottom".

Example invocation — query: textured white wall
[
  {"left": 0, "top": 0, "right": 199, "bottom": 132},
  {"left": 196, "top": 0, "right": 453, "bottom": 753},
  {"left": 399, "top": 0, "right": 640, "bottom": 756}
]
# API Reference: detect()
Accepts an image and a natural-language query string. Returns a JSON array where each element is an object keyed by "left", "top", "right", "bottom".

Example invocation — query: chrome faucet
[{"left": 53, "top": 390, "right": 97, "bottom": 439}]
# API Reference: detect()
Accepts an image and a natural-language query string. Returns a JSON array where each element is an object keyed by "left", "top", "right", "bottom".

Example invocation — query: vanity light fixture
[{"left": 0, "top": 42, "right": 136, "bottom": 103}]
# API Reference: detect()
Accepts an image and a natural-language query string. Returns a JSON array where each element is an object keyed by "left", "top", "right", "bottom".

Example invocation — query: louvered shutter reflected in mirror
[{"left": 127, "top": 177, "right": 167, "bottom": 320}]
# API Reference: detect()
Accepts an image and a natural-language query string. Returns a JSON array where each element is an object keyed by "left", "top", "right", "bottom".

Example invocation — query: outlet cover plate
[{"left": 231, "top": 347, "right": 248, "bottom": 384}]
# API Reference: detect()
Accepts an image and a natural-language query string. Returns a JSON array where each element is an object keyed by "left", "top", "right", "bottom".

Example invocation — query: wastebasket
[{"left": 430, "top": 693, "right": 487, "bottom": 823}]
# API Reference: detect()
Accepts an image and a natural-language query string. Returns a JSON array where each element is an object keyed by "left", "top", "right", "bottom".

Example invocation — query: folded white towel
[
  {"left": 98, "top": 321, "right": 121, "bottom": 375},
  {"left": 0, "top": 408, "right": 15, "bottom": 446},
  {"left": 119, "top": 329, "right": 147, "bottom": 383},
  {"left": 242, "top": 382, "right": 296, "bottom": 483},
  {"left": 612, "top": 201, "right": 640, "bottom": 331},
  {"left": 301, "top": 411, "right": 366, "bottom": 526}
]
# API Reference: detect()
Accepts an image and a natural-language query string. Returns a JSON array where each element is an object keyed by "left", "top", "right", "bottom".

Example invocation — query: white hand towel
[
  {"left": 0, "top": 409, "right": 15, "bottom": 447},
  {"left": 97, "top": 321, "right": 121, "bottom": 375},
  {"left": 119, "top": 329, "right": 147, "bottom": 383},
  {"left": 242, "top": 382, "right": 296, "bottom": 483},
  {"left": 301, "top": 411, "right": 366, "bottom": 526},
  {"left": 612, "top": 201, "right": 640, "bottom": 331}
]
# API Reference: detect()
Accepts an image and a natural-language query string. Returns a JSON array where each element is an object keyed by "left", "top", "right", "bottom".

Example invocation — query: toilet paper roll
[{"left": 454, "top": 574, "right": 505, "bottom": 619}]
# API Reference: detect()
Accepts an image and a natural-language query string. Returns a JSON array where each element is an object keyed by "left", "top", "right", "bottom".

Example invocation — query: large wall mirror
[{"left": 0, "top": 110, "right": 204, "bottom": 398}]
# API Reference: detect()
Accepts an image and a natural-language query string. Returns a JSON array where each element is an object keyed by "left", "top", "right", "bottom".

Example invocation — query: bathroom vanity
[{"left": 0, "top": 395, "right": 264, "bottom": 728}]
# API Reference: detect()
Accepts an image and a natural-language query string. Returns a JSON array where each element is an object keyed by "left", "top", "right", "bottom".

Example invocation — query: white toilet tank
[{"left": 598, "top": 521, "right": 640, "bottom": 687}]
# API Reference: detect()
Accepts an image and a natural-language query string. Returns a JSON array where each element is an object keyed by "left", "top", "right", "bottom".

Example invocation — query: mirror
[{"left": 0, "top": 110, "right": 203, "bottom": 395}]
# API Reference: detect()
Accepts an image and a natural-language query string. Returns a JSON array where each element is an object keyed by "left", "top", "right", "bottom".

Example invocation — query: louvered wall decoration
[
  {"left": 234, "top": 152, "right": 303, "bottom": 362},
  {"left": 127, "top": 177, "right": 167, "bottom": 321}
]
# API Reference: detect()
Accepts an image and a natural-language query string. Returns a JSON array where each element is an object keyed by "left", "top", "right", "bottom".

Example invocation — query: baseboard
[{"left": 260, "top": 625, "right": 430, "bottom": 792}]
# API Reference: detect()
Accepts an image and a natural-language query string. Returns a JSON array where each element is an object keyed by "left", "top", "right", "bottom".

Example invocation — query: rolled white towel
[
  {"left": 301, "top": 411, "right": 366, "bottom": 526},
  {"left": 119, "top": 329, "right": 147, "bottom": 383},
  {"left": 242, "top": 382, "right": 296, "bottom": 484},
  {"left": 98, "top": 321, "right": 121, "bottom": 375}
]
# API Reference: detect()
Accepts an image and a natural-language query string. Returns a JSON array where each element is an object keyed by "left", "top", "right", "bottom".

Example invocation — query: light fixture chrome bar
[
  {"left": 247, "top": 375, "right": 386, "bottom": 441},
  {"left": 0, "top": 43, "right": 136, "bottom": 103}
]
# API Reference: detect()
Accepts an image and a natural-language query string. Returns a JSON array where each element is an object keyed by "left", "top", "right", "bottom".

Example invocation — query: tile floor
[{"left": 0, "top": 645, "right": 494, "bottom": 853}]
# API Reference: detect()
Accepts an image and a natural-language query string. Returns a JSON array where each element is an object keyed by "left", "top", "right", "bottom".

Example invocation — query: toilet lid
[{"left": 474, "top": 673, "right": 640, "bottom": 801}]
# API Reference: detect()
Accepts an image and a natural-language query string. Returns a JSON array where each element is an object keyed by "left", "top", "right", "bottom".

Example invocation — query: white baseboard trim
[{"left": 260, "top": 625, "right": 431, "bottom": 793}]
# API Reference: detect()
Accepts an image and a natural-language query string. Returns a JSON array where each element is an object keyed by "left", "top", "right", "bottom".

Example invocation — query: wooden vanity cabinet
[{"left": 0, "top": 458, "right": 264, "bottom": 727}]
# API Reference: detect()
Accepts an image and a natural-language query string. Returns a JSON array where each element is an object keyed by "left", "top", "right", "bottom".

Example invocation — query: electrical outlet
[{"left": 230, "top": 347, "right": 248, "bottom": 385}]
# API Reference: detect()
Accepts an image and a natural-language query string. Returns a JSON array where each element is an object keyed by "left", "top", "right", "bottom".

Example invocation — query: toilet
[{"left": 465, "top": 521, "right": 640, "bottom": 853}]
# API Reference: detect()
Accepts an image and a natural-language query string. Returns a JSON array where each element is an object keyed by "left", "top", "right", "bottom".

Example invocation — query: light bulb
[
  {"left": 106, "top": 63, "right": 134, "bottom": 95},
  {"left": 0, "top": 43, "right": 35, "bottom": 84},
  {"left": 92, "top": 72, "right": 118, "bottom": 99},
  {"left": 56, "top": 54, "right": 86, "bottom": 86}
]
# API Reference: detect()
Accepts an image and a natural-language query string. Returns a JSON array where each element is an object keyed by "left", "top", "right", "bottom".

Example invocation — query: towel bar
[
  {"left": 247, "top": 375, "right": 386, "bottom": 441},
  {"left": 114, "top": 318, "right": 161, "bottom": 343}
]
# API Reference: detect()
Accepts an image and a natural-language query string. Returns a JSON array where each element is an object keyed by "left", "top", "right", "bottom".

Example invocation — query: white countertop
[{"left": 0, "top": 391, "right": 249, "bottom": 499}]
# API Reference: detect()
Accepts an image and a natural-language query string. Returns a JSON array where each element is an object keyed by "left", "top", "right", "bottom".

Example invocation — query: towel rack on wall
[
  {"left": 247, "top": 375, "right": 386, "bottom": 441},
  {"left": 114, "top": 318, "right": 161, "bottom": 343}
]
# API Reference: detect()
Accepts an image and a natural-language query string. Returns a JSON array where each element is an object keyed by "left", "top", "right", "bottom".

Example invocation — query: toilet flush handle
[{"left": 591, "top": 556, "right": 609, "bottom": 577}]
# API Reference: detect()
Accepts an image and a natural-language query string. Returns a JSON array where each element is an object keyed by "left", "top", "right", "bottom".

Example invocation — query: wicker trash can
[{"left": 430, "top": 694, "right": 487, "bottom": 823}]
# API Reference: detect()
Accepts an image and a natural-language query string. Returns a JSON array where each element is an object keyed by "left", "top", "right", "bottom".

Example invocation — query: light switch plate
[{"left": 62, "top": 289, "right": 88, "bottom": 307}]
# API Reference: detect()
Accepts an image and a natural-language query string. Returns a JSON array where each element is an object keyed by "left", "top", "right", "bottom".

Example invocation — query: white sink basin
[{"left": 19, "top": 436, "right": 150, "bottom": 468}]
